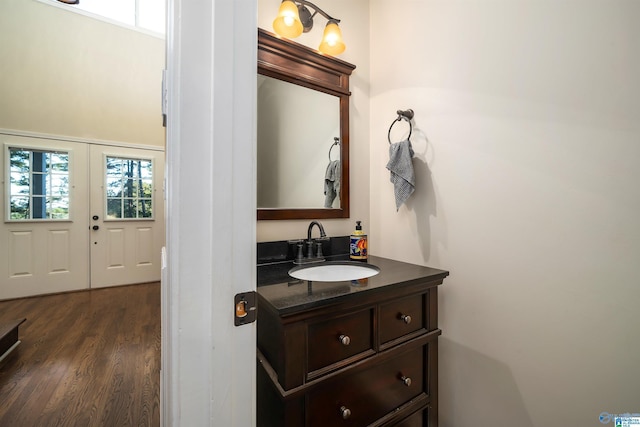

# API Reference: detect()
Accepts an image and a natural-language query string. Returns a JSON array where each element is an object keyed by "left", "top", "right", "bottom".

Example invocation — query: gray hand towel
[
  {"left": 386, "top": 139, "right": 415, "bottom": 210},
  {"left": 324, "top": 160, "right": 340, "bottom": 208}
]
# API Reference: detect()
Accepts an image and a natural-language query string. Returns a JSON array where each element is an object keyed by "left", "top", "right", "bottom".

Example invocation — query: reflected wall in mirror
[
  {"left": 257, "top": 75, "right": 340, "bottom": 209},
  {"left": 257, "top": 28, "right": 355, "bottom": 220}
]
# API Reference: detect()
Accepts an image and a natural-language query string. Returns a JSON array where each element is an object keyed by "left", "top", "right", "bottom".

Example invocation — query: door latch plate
[{"left": 234, "top": 291, "right": 257, "bottom": 326}]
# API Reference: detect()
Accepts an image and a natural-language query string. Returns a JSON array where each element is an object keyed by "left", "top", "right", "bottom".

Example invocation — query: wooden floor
[{"left": 0, "top": 283, "right": 160, "bottom": 427}]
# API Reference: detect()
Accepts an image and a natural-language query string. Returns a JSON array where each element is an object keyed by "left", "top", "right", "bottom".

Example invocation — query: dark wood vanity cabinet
[{"left": 257, "top": 257, "right": 448, "bottom": 427}]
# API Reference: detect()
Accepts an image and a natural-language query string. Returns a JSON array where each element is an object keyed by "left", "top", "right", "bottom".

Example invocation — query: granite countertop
[{"left": 257, "top": 255, "right": 449, "bottom": 316}]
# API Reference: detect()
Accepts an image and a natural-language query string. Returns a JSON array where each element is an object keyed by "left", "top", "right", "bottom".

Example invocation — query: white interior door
[
  {"left": 0, "top": 135, "right": 89, "bottom": 300},
  {"left": 89, "top": 145, "right": 165, "bottom": 288}
]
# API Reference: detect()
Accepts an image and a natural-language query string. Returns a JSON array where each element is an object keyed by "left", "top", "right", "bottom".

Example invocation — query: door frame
[{"left": 163, "top": 0, "right": 257, "bottom": 425}]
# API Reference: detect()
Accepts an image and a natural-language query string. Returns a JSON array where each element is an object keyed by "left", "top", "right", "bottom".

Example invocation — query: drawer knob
[
  {"left": 400, "top": 314, "right": 412, "bottom": 324},
  {"left": 338, "top": 334, "right": 351, "bottom": 346},
  {"left": 401, "top": 375, "right": 412, "bottom": 387},
  {"left": 339, "top": 406, "right": 352, "bottom": 420}
]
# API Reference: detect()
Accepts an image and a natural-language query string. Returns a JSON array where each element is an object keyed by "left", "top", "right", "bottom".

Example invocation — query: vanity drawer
[
  {"left": 393, "top": 407, "right": 429, "bottom": 427},
  {"left": 379, "top": 294, "right": 425, "bottom": 346},
  {"left": 307, "top": 308, "right": 374, "bottom": 377},
  {"left": 306, "top": 345, "right": 425, "bottom": 427}
]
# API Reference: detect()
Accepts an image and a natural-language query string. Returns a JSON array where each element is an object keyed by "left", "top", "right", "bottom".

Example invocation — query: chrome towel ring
[
  {"left": 329, "top": 137, "right": 340, "bottom": 161},
  {"left": 387, "top": 109, "right": 414, "bottom": 144}
]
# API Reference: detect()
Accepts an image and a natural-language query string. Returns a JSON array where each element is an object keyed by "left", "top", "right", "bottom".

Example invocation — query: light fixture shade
[
  {"left": 318, "top": 21, "right": 345, "bottom": 55},
  {"left": 273, "top": 0, "right": 303, "bottom": 38}
]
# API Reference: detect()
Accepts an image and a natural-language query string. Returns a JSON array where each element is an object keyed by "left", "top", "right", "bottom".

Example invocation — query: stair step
[{"left": 0, "top": 318, "right": 27, "bottom": 363}]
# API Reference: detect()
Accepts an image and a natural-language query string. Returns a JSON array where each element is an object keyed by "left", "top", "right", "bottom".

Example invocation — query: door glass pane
[
  {"left": 138, "top": 200, "right": 152, "bottom": 218},
  {"left": 50, "top": 198, "right": 70, "bottom": 219},
  {"left": 10, "top": 197, "right": 29, "bottom": 220},
  {"left": 10, "top": 149, "right": 30, "bottom": 173},
  {"left": 140, "top": 180, "right": 152, "bottom": 198},
  {"left": 104, "top": 156, "right": 153, "bottom": 220},
  {"left": 123, "top": 198, "right": 137, "bottom": 218},
  {"left": 32, "top": 172, "right": 46, "bottom": 196},
  {"left": 106, "top": 177, "right": 123, "bottom": 197},
  {"left": 107, "top": 198, "right": 123, "bottom": 218},
  {"left": 50, "top": 175, "right": 69, "bottom": 197},
  {"left": 7, "top": 147, "right": 70, "bottom": 221},
  {"left": 138, "top": 160, "right": 153, "bottom": 178},
  {"left": 51, "top": 153, "right": 69, "bottom": 171},
  {"left": 106, "top": 157, "right": 123, "bottom": 176},
  {"left": 10, "top": 172, "right": 29, "bottom": 195}
]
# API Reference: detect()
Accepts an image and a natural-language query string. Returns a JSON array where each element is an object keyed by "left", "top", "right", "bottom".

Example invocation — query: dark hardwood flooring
[{"left": 0, "top": 283, "right": 161, "bottom": 427}]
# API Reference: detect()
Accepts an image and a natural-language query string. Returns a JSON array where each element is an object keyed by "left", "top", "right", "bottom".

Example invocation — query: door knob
[
  {"left": 339, "top": 406, "right": 351, "bottom": 420},
  {"left": 92, "top": 215, "right": 99, "bottom": 220},
  {"left": 92, "top": 225, "right": 99, "bottom": 230}
]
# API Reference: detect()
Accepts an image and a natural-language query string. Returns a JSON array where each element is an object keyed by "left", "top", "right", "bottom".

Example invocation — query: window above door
[{"left": 40, "top": 0, "right": 166, "bottom": 36}]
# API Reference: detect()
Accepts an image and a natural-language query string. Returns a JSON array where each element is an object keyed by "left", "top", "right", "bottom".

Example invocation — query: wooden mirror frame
[{"left": 257, "top": 28, "right": 356, "bottom": 220}]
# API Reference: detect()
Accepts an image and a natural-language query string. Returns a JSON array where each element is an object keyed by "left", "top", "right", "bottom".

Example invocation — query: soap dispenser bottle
[{"left": 350, "top": 221, "right": 368, "bottom": 261}]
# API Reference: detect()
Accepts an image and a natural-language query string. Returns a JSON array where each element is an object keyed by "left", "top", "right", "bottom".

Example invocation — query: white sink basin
[{"left": 288, "top": 261, "right": 380, "bottom": 282}]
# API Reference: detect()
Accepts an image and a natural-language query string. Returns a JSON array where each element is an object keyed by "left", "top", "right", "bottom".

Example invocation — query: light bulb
[
  {"left": 319, "top": 21, "right": 345, "bottom": 55},
  {"left": 273, "top": 1, "right": 303, "bottom": 38}
]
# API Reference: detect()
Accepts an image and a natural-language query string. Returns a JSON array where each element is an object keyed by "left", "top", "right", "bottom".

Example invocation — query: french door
[
  {"left": 89, "top": 144, "right": 164, "bottom": 288},
  {"left": 0, "top": 135, "right": 164, "bottom": 299},
  {"left": 1, "top": 136, "right": 89, "bottom": 299}
]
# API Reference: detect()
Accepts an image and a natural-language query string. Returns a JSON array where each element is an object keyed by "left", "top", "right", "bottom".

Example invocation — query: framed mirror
[{"left": 257, "top": 28, "right": 356, "bottom": 220}]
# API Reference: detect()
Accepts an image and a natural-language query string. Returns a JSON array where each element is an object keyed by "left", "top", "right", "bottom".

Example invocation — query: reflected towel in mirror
[
  {"left": 386, "top": 139, "right": 415, "bottom": 210},
  {"left": 324, "top": 160, "right": 340, "bottom": 208}
]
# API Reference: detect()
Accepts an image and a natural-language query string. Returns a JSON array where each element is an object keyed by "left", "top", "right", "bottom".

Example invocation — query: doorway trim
[{"left": 163, "top": 0, "right": 257, "bottom": 425}]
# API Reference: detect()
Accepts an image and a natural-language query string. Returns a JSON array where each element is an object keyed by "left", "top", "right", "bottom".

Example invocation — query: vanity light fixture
[{"left": 272, "top": 0, "right": 346, "bottom": 55}]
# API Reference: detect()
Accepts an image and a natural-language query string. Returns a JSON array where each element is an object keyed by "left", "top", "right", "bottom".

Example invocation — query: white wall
[
  {"left": 256, "top": 0, "right": 371, "bottom": 241},
  {"left": 0, "top": 0, "right": 165, "bottom": 146},
  {"left": 370, "top": 0, "right": 640, "bottom": 426}
]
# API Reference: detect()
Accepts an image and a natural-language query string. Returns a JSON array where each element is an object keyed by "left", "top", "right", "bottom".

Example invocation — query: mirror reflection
[{"left": 257, "top": 75, "right": 341, "bottom": 209}]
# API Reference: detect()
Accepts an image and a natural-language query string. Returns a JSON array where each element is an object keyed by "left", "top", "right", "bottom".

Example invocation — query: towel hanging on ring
[
  {"left": 386, "top": 110, "right": 415, "bottom": 210},
  {"left": 324, "top": 137, "right": 340, "bottom": 208}
]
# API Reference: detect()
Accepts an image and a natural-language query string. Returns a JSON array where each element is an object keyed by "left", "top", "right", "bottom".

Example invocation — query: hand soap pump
[{"left": 350, "top": 221, "right": 368, "bottom": 261}]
